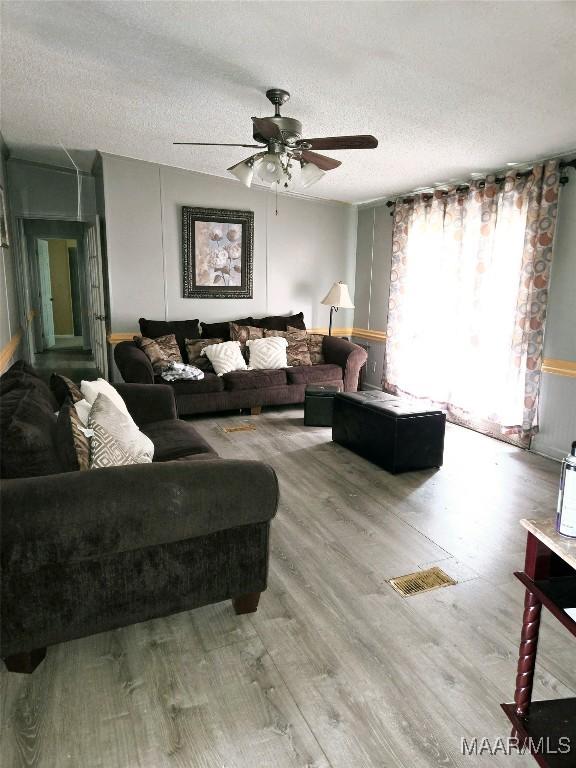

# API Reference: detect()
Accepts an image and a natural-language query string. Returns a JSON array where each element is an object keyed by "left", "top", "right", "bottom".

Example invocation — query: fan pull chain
[{"left": 275, "top": 183, "right": 278, "bottom": 216}]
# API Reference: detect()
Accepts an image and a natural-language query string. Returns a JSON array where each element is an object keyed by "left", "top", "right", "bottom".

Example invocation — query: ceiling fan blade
[
  {"left": 300, "top": 135, "right": 378, "bottom": 151},
  {"left": 174, "top": 142, "right": 264, "bottom": 147},
  {"left": 300, "top": 150, "right": 342, "bottom": 171},
  {"left": 251, "top": 117, "right": 283, "bottom": 141}
]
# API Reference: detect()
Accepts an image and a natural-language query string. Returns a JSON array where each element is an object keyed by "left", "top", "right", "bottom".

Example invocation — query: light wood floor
[{"left": 2, "top": 407, "right": 574, "bottom": 767}]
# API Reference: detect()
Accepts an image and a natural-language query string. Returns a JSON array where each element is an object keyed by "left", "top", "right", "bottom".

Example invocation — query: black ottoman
[
  {"left": 304, "top": 383, "right": 342, "bottom": 427},
  {"left": 332, "top": 391, "right": 445, "bottom": 473}
]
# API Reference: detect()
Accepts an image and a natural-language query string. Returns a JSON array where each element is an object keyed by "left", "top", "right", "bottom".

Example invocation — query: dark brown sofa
[
  {"left": 0, "top": 362, "right": 279, "bottom": 673},
  {"left": 114, "top": 316, "right": 368, "bottom": 416}
]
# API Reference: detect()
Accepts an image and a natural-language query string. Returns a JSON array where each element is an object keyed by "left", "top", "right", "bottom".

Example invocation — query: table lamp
[{"left": 321, "top": 281, "right": 354, "bottom": 336}]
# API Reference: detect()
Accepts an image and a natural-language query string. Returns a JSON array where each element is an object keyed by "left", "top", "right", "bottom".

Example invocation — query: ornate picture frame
[
  {"left": 182, "top": 206, "right": 254, "bottom": 299},
  {"left": 0, "top": 186, "right": 9, "bottom": 248}
]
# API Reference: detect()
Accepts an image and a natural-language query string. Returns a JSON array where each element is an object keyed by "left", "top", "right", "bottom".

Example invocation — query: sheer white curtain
[{"left": 384, "top": 161, "right": 561, "bottom": 442}]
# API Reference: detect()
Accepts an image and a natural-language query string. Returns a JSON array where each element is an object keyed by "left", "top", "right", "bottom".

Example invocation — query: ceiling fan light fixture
[
  {"left": 255, "top": 153, "right": 284, "bottom": 184},
  {"left": 228, "top": 157, "right": 256, "bottom": 187},
  {"left": 300, "top": 160, "right": 325, "bottom": 188}
]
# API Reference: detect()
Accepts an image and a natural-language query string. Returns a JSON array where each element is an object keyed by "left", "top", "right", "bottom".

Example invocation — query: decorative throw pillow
[
  {"left": 265, "top": 328, "right": 312, "bottom": 366},
  {"left": 74, "top": 398, "right": 92, "bottom": 426},
  {"left": 229, "top": 323, "right": 264, "bottom": 360},
  {"left": 135, "top": 334, "right": 182, "bottom": 372},
  {"left": 55, "top": 398, "right": 90, "bottom": 471},
  {"left": 50, "top": 373, "right": 83, "bottom": 407},
  {"left": 81, "top": 378, "right": 132, "bottom": 418},
  {"left": 185, "top": 338, "right": 224, "bottom": 371},
  {"left": 89, "top": 421, "right": 144, "bottom": 469},
  {"left": 201, "top": 341, "right": 248, "bottom": 376},
  {"left": 288, "top": 326, "right": 325, "bottom": 365},
  {"left": 246, "top": 337, "right": 288, "bottom": 370},
  {"left": 200, "top": 317, "right": 254, "bottom": 341},
  {"left": 88, "top": 393, "right": 154, "bottom": 464}
]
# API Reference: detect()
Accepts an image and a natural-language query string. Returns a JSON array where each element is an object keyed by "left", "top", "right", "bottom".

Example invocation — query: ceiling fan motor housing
[{"left": 253, "top": 116, "right": 302, "bottom": 146}]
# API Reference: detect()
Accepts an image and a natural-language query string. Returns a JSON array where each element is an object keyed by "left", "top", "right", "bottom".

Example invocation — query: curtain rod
[{"left": 385, "top": 157, "right": 576, "bottom": 209}]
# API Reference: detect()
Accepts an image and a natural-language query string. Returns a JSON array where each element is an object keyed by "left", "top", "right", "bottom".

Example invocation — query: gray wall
[
  {"left": 352, "top": 205, "right": 393, "bottom": 388},
  {"left": 0, "top": 134, "right": 21, "bottom": 372},
  {"left": 354, "top": 181, "right": 576, "bottom": 459},
  {"left": 532, "top": 176, "right": 576, "bottom": 460},
  {"left": 101, "top": 154, "right": 357, "bottom": 335}
]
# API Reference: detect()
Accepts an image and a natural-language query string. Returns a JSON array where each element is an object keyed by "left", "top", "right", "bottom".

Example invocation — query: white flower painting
[
  {"left": 195, "top": 221, "right": 243, "bottom": 287},
  {"left": 182, "top": 206, "right": 253, "bottom": 299}
]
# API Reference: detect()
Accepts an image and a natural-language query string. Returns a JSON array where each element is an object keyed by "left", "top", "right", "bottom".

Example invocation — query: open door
[
  {"left": 37, "top": 238, "right": 55, "bottom": 349},
  {"left": 84, "top": 217, "right": 109, "bottom": 379}
]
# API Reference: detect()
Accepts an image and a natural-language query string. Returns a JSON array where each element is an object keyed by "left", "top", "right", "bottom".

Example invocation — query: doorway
[
  {"left": 23, "top": 218, "right": 108, "bottom": 381},
  {"left": 36, "top": 238, "right": 83, "bottom": 349}
]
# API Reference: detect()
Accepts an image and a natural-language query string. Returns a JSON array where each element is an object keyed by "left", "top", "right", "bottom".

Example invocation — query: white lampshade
[
  {"left": 321, "top": 281, "right": 354, "bottom": 308},
  {"left": 228, "top": 158, "right": 254, "bottom": 187},
  {"left": 300, "top": 160, "right": 325, "bottom": 188},
  {"left": 255, "top": 153, "right": 283, "bottom": 184}
]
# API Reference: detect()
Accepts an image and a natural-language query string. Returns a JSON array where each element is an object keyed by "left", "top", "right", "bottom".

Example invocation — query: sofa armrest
[
  {"left": 322, "top": 336, "right": 368, "bottom": 392},
  {"left": 114, "top": 341, "right": 153, "bottom": 384},
  {"left": 2, "top": 460, "right": 279, "bottom": 573},
  {"left": 114, "top": 383, "right": 177, "bottom": 425}
]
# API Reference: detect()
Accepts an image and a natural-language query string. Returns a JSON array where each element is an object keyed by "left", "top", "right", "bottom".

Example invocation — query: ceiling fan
[{"left": 174, "top": 88, "right": 378, "bottom": 190}]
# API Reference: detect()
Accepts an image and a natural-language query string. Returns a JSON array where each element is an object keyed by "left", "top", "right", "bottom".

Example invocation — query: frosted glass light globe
[{"left": 255, "top": 154, "right": 283, "bottom": 184}]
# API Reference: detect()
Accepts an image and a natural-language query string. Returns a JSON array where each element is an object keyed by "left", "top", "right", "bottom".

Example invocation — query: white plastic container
[{"left": 557, "top": 441, "right": 576, "bottom": 538}]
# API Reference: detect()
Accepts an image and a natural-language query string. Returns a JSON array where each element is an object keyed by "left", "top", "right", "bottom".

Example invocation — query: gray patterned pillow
[
  {"left": 265, "top": 328, "right": 312, "bottom": 366},
  {"left": 89, "top": 421, "right": 141, "bottom": 469}
]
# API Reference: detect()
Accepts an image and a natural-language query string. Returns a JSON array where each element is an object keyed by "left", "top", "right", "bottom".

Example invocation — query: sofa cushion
[
  {"left": 0, "top": 386, "right": 62, "bottom": 478},
  {"left": 1, "top": 362, "right": 57, "bottom": 408},
  {"left": 253, "top": 312, "right": 306, "bottom": 331},
  {"left": 200, "top": 317, "right": 254, "bottom": 340},
  {"left": 141, "top": 420, "right": 217, "bottom": 462},
  {"left": 286, "top": 364, "right": 343, "bottom": 386},
  {"left": 155, "top": 373, "right": 224, "bottom": 394},
  {"left": 139, "top": 318, "right": 200, "bottom": 357},
  {"left": 223, "top": 368, "right": 287, "bottom": 391}
]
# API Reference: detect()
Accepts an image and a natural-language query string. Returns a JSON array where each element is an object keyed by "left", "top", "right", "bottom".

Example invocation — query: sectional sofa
[{"left": 114, "top": 314, "right": 368, "bottom": 416}]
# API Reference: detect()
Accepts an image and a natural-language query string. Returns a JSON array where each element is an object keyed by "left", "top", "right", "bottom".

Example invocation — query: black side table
[{"left": 304, "top": 383, "right": 343, "bottom": 427}]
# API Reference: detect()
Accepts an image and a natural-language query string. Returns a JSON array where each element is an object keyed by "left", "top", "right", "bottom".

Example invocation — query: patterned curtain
[{"left": 384, "top": 160, "right": 560, "bottom": 444}]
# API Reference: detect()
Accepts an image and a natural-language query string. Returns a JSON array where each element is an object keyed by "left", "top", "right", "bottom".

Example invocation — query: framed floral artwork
[{"left": 182, "top": 206, "right": 253, "bottom": 298}]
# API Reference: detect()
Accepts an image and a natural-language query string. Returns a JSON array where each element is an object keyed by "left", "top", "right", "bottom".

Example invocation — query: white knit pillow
[
  {"left": 201, "top": 340, "right": 247, "bottom": 376},
  {"left": 81, "top": 378, "right": 131, "bottom": 417},
  {"left": 247, "top": 337, "right": 288, "bottom": 370}
]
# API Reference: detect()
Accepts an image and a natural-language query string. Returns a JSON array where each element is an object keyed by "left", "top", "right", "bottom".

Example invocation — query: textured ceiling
[{"left": 2, "top": 1, "right": 576, "bottom": 203}]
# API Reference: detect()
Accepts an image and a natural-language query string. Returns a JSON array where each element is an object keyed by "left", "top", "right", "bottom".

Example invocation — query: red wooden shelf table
[{"left": 502, "top": 518, "right": 576, "bottom": 767}]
